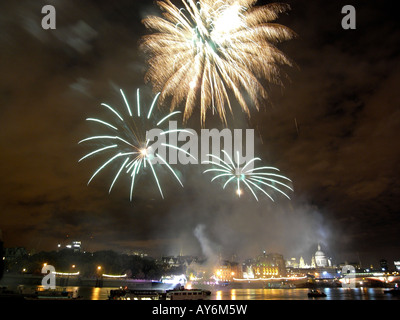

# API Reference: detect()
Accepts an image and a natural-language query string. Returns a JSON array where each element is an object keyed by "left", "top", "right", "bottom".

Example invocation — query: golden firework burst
[{"left": 141, "top": 0, "right": 296, "bottom": 124}]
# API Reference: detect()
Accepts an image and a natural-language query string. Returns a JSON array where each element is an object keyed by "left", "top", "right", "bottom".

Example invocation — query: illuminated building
[
  {"left": 311, "top": 256, "right": 316, "bottom": 268},
  {"left": 65, "top": 241, "right": 82, "bottom": 252},
  {"left": 394, "top": 261, "right": 400, "bottom": 272},
  {"left": 285, "top": 243, "right": 336, "bottom": 278},
  {"left": 314, "top": 244, "right": 330, "bottom": 267},
  {"left": 161, "top": 255, "right": 198, "bottom": 268},
  {"left": 286, "top": 257, "right": 299, "bottom": 268},
  {"left": 298, "top": 256, "right": 309, "bottom": 268},
  {"left": 380, "top": 259, "right": 388, "bottom": 272},
  {"left": 289, "top": 244, "right": 333, "bottom": 270},
  {"left": 214, "top": 260, "right": 241, "bottom": 282},
  {"left": 128, "top": 250, "right": 148, "bottom": 258},
  {"left": 252, "top": 251, "right": 286, "bottom": 278}
]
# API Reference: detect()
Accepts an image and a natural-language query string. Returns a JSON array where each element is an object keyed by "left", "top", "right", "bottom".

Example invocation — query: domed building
[{"left": 313, "top": 244, "right": 332, "bottom": 267}]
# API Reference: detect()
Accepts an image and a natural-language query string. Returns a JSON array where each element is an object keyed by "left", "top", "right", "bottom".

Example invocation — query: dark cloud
[{"left": 0, "top": 0, "right": 399, "bottom": 267}]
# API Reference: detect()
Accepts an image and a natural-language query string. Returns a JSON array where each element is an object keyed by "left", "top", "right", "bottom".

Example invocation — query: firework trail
[
  {"left": 141, "top": 0, "right": 295, "bottom": 124},
  {"left": 203, "top": 150, "right": 293, "bottom": 201},
  {"left": 79, "top": 89, "right": 195, "bottom": 201}
]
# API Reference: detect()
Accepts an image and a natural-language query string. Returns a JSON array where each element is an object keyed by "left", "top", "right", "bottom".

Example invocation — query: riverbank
[
  {"left": 0, "top": 273, "right": 166, "bottom": 289},
  {"left": 1, "top": 273, "right": 396, "bottom": 291}
]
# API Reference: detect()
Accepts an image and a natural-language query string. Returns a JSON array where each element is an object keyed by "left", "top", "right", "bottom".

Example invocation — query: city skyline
[
  {"left": 1, "top": 0, "right": 399, "bottom": 269},
  {"left": 5, "top": 236, "right": 395, "bottom": 271}
]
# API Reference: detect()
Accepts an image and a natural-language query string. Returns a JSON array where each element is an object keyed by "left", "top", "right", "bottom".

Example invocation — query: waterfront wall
[{"left": 0, "top": 273, "right": 164, "bottom": 289}]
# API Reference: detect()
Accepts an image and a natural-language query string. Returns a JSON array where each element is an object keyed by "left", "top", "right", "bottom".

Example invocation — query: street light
[{"left": 96, "top": 266, "right": 103, "bottom": 288}]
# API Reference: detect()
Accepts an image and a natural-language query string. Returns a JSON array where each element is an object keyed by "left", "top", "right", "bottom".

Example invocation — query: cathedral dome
[
  {"left": 315, "top": 245, "right": 325, "bottom": 257},
  {"left": 314, "top": 244, "right": 329, "bottom": 267}
]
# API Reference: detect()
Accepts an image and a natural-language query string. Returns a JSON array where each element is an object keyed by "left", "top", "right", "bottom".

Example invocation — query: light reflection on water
[
  {"left": 211, "top": 287, "right": 400, "bottom": 300},
  {"left": 51, "top": 286, "right": 400, "bottom": 300},
  {"left": 91, "top": 287, "right": 104, "bottom": 300}
]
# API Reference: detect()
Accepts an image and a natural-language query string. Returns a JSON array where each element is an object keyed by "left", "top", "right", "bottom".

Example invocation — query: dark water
[
  {"left": 210, "top": 287, "right": 399, "bottom": 300},
  {"left": 29, "top": 286, "right": 400, "bottom": 300}
]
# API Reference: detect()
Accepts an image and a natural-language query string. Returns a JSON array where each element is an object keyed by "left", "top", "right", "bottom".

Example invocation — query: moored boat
[
  {"left": 307, "top": 289, "right": 327, "bottom": 298},
  {"left": 108, "top": 286, "right": 211, "bottom": 300},
  {"left": 25, "top": 287, "right": 82, "bottom": 300},
  {"left": 109, "top": 288, "right": 163, "bottom": 300},
  {"left": 165, "top": 286, "right": 211, "bottom": 300}
]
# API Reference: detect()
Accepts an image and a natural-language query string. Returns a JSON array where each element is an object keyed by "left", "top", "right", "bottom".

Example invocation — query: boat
[
  {"left": 109, "top": 288, "right": 163, "bottom": 300},
  {"left": 25, "top": 287, "right": 83, "bottom": 300},
  {"left": 108, "top": 286, "right": 211, "bottom": 300},
  {"left": 165, "top": 287, "right": 211, "bottom": 300},
  {"left": 307, "top": 289, "right": 327, "bottom": 298}
]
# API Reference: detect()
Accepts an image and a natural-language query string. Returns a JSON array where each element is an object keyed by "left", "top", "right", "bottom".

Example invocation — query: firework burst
[
  {"left": 141, "top": 0, "right": 296, "bottom": 124},
  {"left": 203, "top": 150, "right": 293, "bottom": 201},
  {"left": 79, "top": 89, "right": 194, "bottom": 201}
]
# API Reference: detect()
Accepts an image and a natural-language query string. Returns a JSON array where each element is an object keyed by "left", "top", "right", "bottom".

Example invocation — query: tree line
[{"left": 4, "top": 249, "right": 179, "bottom": 279}]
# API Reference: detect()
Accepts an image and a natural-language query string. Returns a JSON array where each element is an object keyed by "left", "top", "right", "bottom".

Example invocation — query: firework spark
[
  {"left": 141, "top": 0, "right": 296, "bottom": 124},
  {"left": 203, "top": 150, "right": 293, "bottom": 201},
  {"left": 79, "top": 89, "right": 193, "bottom": 201}
]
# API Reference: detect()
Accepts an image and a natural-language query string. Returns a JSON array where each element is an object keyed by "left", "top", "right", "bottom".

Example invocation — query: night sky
[{"left": 1, "top": 0, "right": 399, "bottom": 267}]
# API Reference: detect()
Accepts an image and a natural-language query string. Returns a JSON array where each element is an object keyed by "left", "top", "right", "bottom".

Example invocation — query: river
[{"left": 25, "top": 286, "right": 400, "bottom": 300}]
